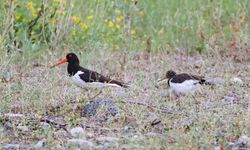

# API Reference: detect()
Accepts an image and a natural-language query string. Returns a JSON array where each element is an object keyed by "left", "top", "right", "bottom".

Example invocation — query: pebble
[
  {"left": 17, "top": 125, "right": 29, "bottom": 132},
  {"left": 54, "top": 129, "right": 68, "bottom": 139},
  {"left": 183, "top": 118, "right": 193, "bottom": 129},
  {"left": 223, "top": 96, "right": 235, "bottom": 104},
  {"left": 34, "top": 139, "right": 46, "bottom": 149},
  {"left": 2, "top": 144, "right": 20, "bottom": 149},
  {"left": 206, "top": 78, "right": 225, "bottom": 85},
  {"left": 231, "top": 77, "right": 243, "bottom": 85},
  {"left": 3, "top": 113, "right": 24, "bottom": 118},
  {"left": 82, "top": 97, "right": 119, "bottom": 117},
  {"left": 40, "top": 122, "right": 50, "bottom": 129},
  {"left": 230, "top": 135, "right": 250, "bottom": 149},
  {"left": 70, "top": 127, "right": 85, "bottom": 138}
]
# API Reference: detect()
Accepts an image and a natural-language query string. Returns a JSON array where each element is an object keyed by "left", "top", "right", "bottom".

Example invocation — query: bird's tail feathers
[
  {"left": 109, "top": 80, "right": 131, "bottom": 88},
  {"left": 203, "top": 78, "right": 225, "bottom": 85}
]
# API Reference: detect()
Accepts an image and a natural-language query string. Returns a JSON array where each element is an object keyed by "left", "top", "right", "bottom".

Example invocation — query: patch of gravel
[
  {"left": 70, "top": 127, "right": 86, "bottom": 138},
  {"left": 81, "top": 97, "right": 119, "bottom": 117},
  {"left": 229, "top": 135, "right": 250, "bottom": 150}
]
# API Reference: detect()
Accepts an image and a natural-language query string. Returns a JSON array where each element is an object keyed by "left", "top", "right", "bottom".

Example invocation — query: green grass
[
  {"left": 0, "top": 0, "right": 250, "bottom": 149},
  {"left": 0, "top": 0, "right": 249, "bottom": 58}
]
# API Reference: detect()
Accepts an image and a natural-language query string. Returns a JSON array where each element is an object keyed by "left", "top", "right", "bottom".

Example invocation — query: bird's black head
[
  {"left": 166, "top": 70, "right": 176, "bottom": 78},
  {"left": 51, "top": 52, "right": 80, "bottom": 68},
  {"left": 158, "top": 70, "right": 177, "bottom": 82},
  {"left": 66, "top": 53, "right": 79, "bottom": 65}
]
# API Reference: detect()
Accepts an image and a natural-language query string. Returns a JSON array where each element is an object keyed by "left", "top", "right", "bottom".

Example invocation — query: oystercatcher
[
  {"left": 51, "top": 53, "right": 129, "bottom": 89},
  {"left": 157, "top": 70, "right": 207, "bottom": 94}
]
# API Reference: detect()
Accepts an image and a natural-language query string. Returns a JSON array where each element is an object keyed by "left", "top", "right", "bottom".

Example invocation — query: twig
[
  {"left": 40, "top": 118, "right": 68, "bottom": 132},
  {"left": 80, "top": 124, "right": 120, "bottom": 132},
  {"left": 151, "top": 119, "right": 161, "bottom": 126}
]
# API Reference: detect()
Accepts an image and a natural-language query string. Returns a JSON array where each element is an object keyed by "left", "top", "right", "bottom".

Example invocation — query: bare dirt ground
[{"left": 0, "top": 52, "right": 250, "bottom": 149}]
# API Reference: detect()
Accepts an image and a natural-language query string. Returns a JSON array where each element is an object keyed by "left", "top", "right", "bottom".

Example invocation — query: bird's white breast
[
  {"left": 71, "top": 71, "right": 86, "bottom": 88},
  {"left": 71, "top": 71, "right": 121, "bottom": 89},
  {"left": 169, "top": 79, "right": 201, "bottom": 94}
]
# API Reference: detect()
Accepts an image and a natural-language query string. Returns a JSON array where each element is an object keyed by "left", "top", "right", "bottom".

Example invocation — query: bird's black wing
[
  {"left": 78, "top": 67, "right": 128, "bottom": 87},
  {"left": 171, "top": 73, "right": 205, "bottom": 84}
]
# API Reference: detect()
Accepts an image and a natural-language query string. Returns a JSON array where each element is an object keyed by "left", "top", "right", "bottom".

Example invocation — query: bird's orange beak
[
  {"left": 51, "top": 58, "right": 68, "bottom": 68},
  {"left": 157, "top": 75, "right": 168, "bottom": 82}
]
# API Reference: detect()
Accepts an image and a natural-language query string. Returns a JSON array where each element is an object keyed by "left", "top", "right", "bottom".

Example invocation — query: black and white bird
[
  {"left": 157, "top": 70, "right": 208, "bottom": 94},
  {"left": 51, "top": 53, "right": 129, "bottom": 89}
]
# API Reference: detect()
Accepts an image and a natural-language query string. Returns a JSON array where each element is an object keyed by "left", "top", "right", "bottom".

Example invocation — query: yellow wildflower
[
  {"left": 120, "top": 16, "right": 125, "bottom": 20},
  {"left": 53, "top": 0, "right": 60, "bottom": 4},
  {"left": 15, "top": 15, "right": 21, "bottom": 20},
  {"left": 130, "top": 30, "right": 136, "bottom": 36},
  {"left": 116, "top": 24, "right": 121, "bottom": 30},
  {"left": 116, "top": 17, "right": 121, "bottom": 23},
  {"left": 87, "top": 15, "right": 94, "bottom": 21},
  {"left": 80, "top": 22, "right": 88, "bottom": 30},
  {"left": 72, "top": 16, "right": 81, "bottom": 24},
  {"left": 27, "top": 2, "right": 35, "bottom": 10},
  {"left": 139, "top": 11, "right": 144, "bottom": 17},
  {"left": 108, "top": 20, "right": 114, "bottom": 27},
  {"left": 62, "top": 11, "right": 66, "bottom": 16},
  {"left": 55, "top": 10, "right": 60, "bottom": 15},
  {"left": 32, "top": 12, "right": 37, "bottom": 17}
]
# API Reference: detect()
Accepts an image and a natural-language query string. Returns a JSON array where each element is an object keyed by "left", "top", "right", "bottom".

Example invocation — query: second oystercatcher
[
  {"left": 157, "top": 70, "right": 208, "bottom": 95},
  {"left": 51, "top": 53, "right": 129, "bottom": 89}
]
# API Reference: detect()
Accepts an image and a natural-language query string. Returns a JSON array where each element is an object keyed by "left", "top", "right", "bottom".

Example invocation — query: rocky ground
[{"left": 0, "top": 52, "right": 250, "bottom": 149}]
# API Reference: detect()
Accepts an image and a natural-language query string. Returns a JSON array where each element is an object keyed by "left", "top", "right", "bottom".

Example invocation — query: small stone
[
  {"left": 17, "top": 125, "right": 29, "bottom": 132},
  {"left": 40, "top": 122, "right": 50, "bottom": 129},
  {"left": 2, "top": 113, "right": 24, "bottom": 119},
  {"left": 81, "top": 98, "right": 119, "bottom": 117},
  {"left": 34, "top": 139, "right": 46, "bottom": 148},
  {"left": 183, "top": 118, "right": 193, "bottom": 129},
  {"left": 0, "top": 127, "right": 4, "bottom": 132},
  {"left": 231, "top": 77, "right": 243, "bottom": 85},
  {"left": 86, "top": 132, "right": 94, "bottom": 138},
  {"left": 2, "top": 144, "right": 20, "bottom": 149},
  {"left": 54, "top": 129, "right": 68, "bottom": 139},
  {"left": 238, "top": 135, "right": 250, "bottom": 146},
  {"left": 67, "top": 139, "right": 94, "bottom": 149},
  {"left": 223, "top": 96, "right": 235, "bottom": 104},
  {"left": 231, "top": 135, "right": 250, "bottom": 149},
  {"left": 123, "top": 126, "right": 136, "bottom": 133},
  {"left": 206, "top": 78, "right": 225, "bottom": 85},
  {"left": 70, "top": 127, "right": 85, "bottom": 138}
]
